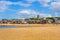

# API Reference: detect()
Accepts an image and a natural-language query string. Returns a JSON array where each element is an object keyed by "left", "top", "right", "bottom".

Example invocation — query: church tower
[{"left": 36, "top": 15, "right": 40, "bottom": 20}]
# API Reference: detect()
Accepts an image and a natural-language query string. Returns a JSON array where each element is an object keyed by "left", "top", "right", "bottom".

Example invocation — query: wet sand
[
  {"left": 0, "top": 24, "right": 60, "bottom": 40},
  {"left": 0, "top": 24, "right": 60, "bottom": 27}
]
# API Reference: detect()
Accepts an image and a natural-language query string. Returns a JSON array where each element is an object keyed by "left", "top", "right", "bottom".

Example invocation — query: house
[
  {"left": 10, "top": 19, "right": 26, "bottom": 24},
  {"left": 27, "top": 20, "right": 36, "bottom": 24},
  {"left": 38, "top": 18, "right": 48, "bottom": 24},
  {"left": 26, "top": 20, "right": 46, "bottom": 24},
  {"left": 53, "top": 17, "right": 60, "bottom": 24},
  {"left": 0, "top": 19, "right": 8, "bottom": 24},
  {"left": 46, "top": 17, "right": 55, "bottom": 24}
]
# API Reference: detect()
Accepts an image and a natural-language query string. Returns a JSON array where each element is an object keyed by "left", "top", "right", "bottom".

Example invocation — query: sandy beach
[{"left": 0, "top": 24, "right": 60, "bottom": 40}]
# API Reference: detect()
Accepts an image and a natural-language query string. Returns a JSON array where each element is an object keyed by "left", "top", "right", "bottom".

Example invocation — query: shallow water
[{"left": 0, "top": 25, "right": 20, "bottom": 28}]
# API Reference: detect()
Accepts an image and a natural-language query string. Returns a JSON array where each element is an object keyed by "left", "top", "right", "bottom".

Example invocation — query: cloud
[
  {"left": 53, "top": 0, "right": 60, "bottom": 2},
  {"left": 54, "top": 12, "right": 58, "bottom": 17},
  {"left": 0, "top": 0, "right": 59, "bottom": 15},
  {"left": 24, "top": 0, "right": 51, "bottom": 7},
  {"left": 38, "top": 0, "right": 51, "bottom": 7},
  {"left": 40, "top": 14, "right": 52, "bottom": 17},
  {"left": 0, "top": 1, "right": 16, "bottom": 12},
  {"left": 51, "top": 2, "right": 60, "bottom": 12},
  {"left": 0, "top": 1, "right": 32, "bottom": 12},
  {"left": 17, "top": 10, "right": 52, "bottom": 18},
  {"left": 25, "top": 0, "right": 36, "bottom": 3},
  {"left": 15, "top": 2, "right": 31, "bottom": 7},
  {"left": 24, "top": 0, "right": 60, "bottom": 9},
  {"left": 0, "top": 1, "right": 9, "bottom": 12},
  {"left": 17, "top": 10, "right": 38, "bottom": 18}
]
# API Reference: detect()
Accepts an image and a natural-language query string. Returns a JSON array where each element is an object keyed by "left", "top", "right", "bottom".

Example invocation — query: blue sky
[{"left": 0, "top": 0, "right": 60, "bottom": 19}]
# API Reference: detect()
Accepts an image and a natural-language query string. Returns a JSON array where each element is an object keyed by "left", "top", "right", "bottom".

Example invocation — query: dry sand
[{"left": 0, "top": 24, "right": 60, "bottom": 40}]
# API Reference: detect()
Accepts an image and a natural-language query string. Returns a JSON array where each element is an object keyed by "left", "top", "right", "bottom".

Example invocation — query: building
[
  {"left": 53, "top": 17, "right": 60, "bottom": 24},
  {"left": 0, "top": 19, "right": 8, "bottom": 24},
  {"left": 36, "top": 15, "right": 40, "bottom": 20},
  {"left": 10, "top": 19, "right": 26, "bottom": 24}
]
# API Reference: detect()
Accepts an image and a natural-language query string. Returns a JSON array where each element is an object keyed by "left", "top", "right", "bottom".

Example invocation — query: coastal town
[{"left": 0, "top": 15, "right": 60, "bottom": 24}]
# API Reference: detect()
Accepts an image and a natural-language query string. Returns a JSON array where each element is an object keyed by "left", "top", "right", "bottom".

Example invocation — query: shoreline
[{"left": 0, "top": 24, "right": 59, "bottom": 27}]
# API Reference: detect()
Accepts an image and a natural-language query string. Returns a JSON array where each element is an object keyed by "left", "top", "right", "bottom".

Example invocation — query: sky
[{"left": 0, "top": 0, "right": 60, "bottom": 19}]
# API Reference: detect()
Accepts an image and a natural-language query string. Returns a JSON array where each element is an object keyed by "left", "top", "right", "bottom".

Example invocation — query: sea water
[{"left": 0, "top": 25, "right": 20, "bottom": 28}]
